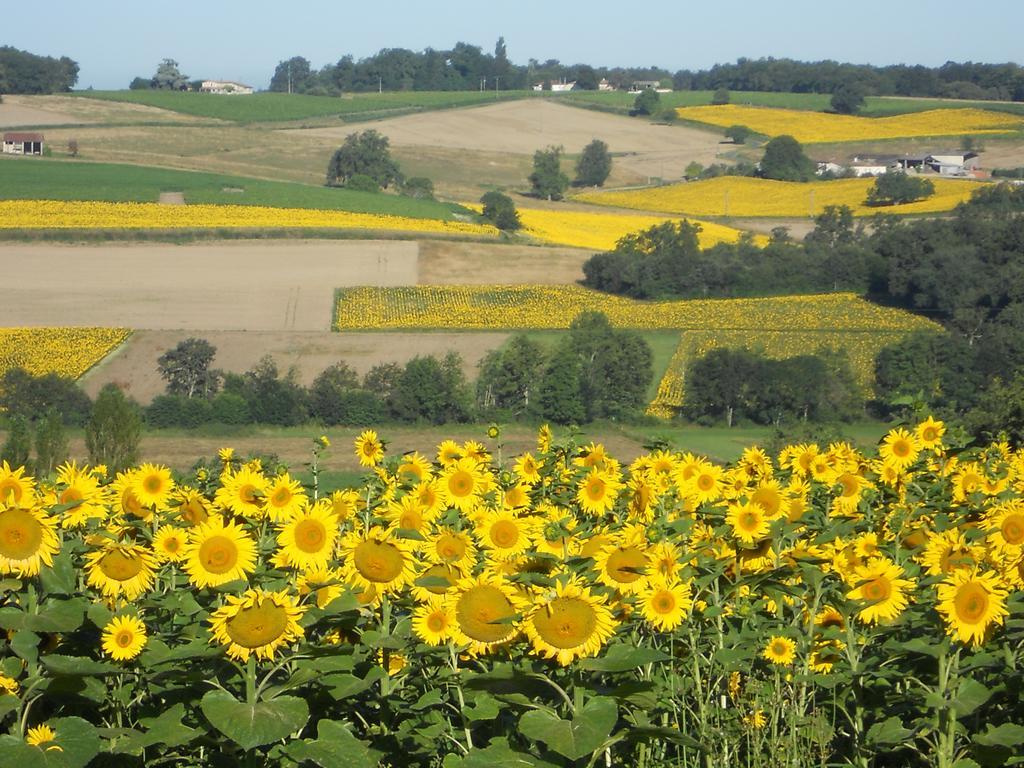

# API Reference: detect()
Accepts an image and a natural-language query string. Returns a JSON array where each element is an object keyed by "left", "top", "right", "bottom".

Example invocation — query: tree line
[{"left": 0, "top": 46, "right": 79, "bottom": 94}]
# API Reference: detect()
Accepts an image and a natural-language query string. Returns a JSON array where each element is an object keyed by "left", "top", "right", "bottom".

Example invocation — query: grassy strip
[
  {"left": 0, "top": 227, "right": 496, "bottom": 245},
  {"left": 0, "top": 158, "right": 467, "bottom": 219},
  {"left": 72, "top": 90, "right": 535, "bottom": 123},
  {"left": 560, "top": 89, "right": 1024, "bottom": 117}
]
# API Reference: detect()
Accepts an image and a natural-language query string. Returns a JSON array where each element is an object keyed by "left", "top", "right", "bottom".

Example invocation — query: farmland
[
  {"left": 575, "top": 176, "right": 983, "bottom": 218},
  {"left": 0, "top": 328, "right": 130, "bottom": 379}
]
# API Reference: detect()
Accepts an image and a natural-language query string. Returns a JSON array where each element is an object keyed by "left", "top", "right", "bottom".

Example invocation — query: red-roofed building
[{"left": 2, "top": 132, "right": 43, "bottom": 155}]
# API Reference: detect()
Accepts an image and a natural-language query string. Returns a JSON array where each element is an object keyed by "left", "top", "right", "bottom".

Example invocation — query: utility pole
[
  {"left": 494, "top": 75, "right": 500, "bottom": 98},
  {"left": 378, "top": 76, "right": 382, "bottom": 94},
  {"left": 287, "top": 61, "right": 292, "bottom": 94}
]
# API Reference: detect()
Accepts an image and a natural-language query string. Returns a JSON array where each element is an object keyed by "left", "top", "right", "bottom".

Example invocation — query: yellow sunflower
[
  {"left": 110, "top": 470, "right": 150, "bottom": 521},
  {"left": 276, "top": 501, "right": 338, "bottom": 571},
  {"left": 449, "top": 574, "right": 524, "bottom": 655},
  {"left": 55, "top": 465, "right": 107, "bottom": 528},
  {"left": 441, "top": 458, "right": 485, "bottom": 513},
  {"left": 916, "top": 416, "right": 946, "bottom": 450},
  {"left": 879, "top": 428, "right": 921, "bottom": 470},
  {"left": 339, "top": 526, "right": 417, "bottom": 594},
  {"left": 726, "top": 502, "right": 771, "bottom": 545},
  {"left": 514, "top": 453, "right": 543, "bottom": 486},
  {"left": 131, "top": 463, "right": 175, "bottom": 511},
  {"left": 85, "top": 543, "right": 158, "bottom": 600},
  {"left": 354, "top": 430, "right": 384, "bottom": 467},
  {"left": 984, "top": 501, "right": 1024, "bottom": 556},
  {"left": 0, "top": 504, "right": 60, "bottom": 577},
  {"left": 763, "top": 635, "right": 797, "bottom": 666},
  {"left": 102, "top": 615, "right": 148, "bottom": 661},
  {"left": 436, "top": 439, "right": 463, "bottom": 467},
  {"left": 209, "top": 588, "right": 306, "bottom": 661},
  {"left": 412, "top": 599, "right": 456, "bottom": 645},
  {"left": 845, "top": 558, "right": 915, "bottom": 625},
  {"left": 687, "top": 462, "right": 724, "bottom": 505},
  {"left": 936, "top": 569, "right": 1009, "bottom": 647},
  {"left": 173, "top": 487, "right": 210, "bottom": 527},
  {"left": 327, "top": 489, "right": 361, "bottom": 523},
  {"left": 263, "top": 473, "right": 307, "bottom": 522},
  {"left": 0, "top": 461, "right": 36, "bottom": 506},
  {"left": 411, "top": 563, "right": 461, "bottom": 602},
  {"left": 296, "top": 566, "right": 345, "bottom": 609},
  {"left": 576, "top": 468, "right": 622, "bottom": 517},
  {"left": 475, "top": 510, "right": 537, "bottom": 561},
  {"left": 214, "top": 467, "right": 268, "bottom": 518},
  {"left": 524, "top": 579, "right": 616, "bottom": 666},
  {"left": 384, "top": 494, "right": 437, "bottom": 536},
  {"left": 639, "top": 576, "right": 692, "bottom": 631},
  {"left": 25, "top": 724, "right": 60, "bottom": 749},
  {"left": 152, "top": 526, "right": 188, "bottom": 563},
  {"left": 919, "top": 529, "right": 984, "bottom": 577},
  {"left": 424, "top": 527, "right": 478, "bottom": 572},
  {"left": 593, "top": 531, "right": 650, "bottom": 595},
  {"left": 809, "top": 639, "right": 845, "bottom": 674},
  {"left": 182, "top": 516, "right": 258, "bottom": 589},
  {"left": 748, "top": 480, "right": 785, "bottom": 520},
  {"left": 0, "top": 675, "right": 18, "bottom": 695},
  {"left": 397, "top": 452, "right": 433, "bottom": 484}
]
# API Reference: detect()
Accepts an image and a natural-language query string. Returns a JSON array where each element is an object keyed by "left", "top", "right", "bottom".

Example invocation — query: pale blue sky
[{"left": 11, "top": 0, "right": 1024, "bottom": 90}]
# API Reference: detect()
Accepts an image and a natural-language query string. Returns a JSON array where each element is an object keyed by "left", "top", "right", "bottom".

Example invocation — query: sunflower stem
[{"left": 245, "top": 656, "right": 257, "bottom": 705}]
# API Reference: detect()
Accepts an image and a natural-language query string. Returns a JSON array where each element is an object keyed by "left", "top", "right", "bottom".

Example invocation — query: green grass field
[
  {"left": 0, "top": 158, "right": 467, "bottom": 219},
  {"left": 72, "top": 90, "right": 536, "bottom": 123},
  {"left": 560, "top": 89, "right": 1024, "bottom": 117}
]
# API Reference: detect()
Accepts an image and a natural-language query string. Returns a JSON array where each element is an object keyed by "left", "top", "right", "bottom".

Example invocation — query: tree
[
  {"left": 574, "top": 139, "right": 612, "bottom": 187},
  {"left": 0, "top": 369, "right": 92, "bottom": 426},
  {"left": 528, "top": 145, "right": 569, "bottom": 200},
  {"left": 724, "top": 125, "right": 751, "bottom": 144},
  {"left": 86, "top": 384, "right": 142, "bottom": 473},
  {"left": 269, "top": 56, "right": 313, "bottom": 93},
  {"left": 0, "top": 46, "right": 79, "bottom": 93},
  {"left": 326, "top": 130, "right": 403, "bottom": 189},
  {"left": 234, "top": 357, "right": 307, "bottom": 426},
  {"left": 633, "top": 89, "right": 660, "bottom": 116},
  {"left": 760, "top": 135, "right": 816, "bottom": 182},
  {"left": 568, "top": 312, "right": 652, "bottom": 419},
  {"left": 865, "top": 171, "right": 936, "bottom": 206},
  {"left": 711, "top": 87, "right": 731, "bottom": 105},
  {"left": 309, "top": 362, "right": 361, "bottom": 425},
  {"left": 390, "top": 355, "right": 470, "bottom": 424},
  {"left": 152, "top": 59, "right": 188, "bottom": 90},
  {"left": 830, "top": 82, "right": 867, "bottom": 115},
  {"left": 480, "top": 191, "right": 521, "bottom": 231},
  {"left": 157, "top": 338, "right": 220, "bottom": 398},
  {"left": 476, "top": 334, "right": 545, "bottom": 416},
  {"left": 537, "top": 341, "right": 585, "bottom": 425},
  {"left": 574, "top": 65, "right": 598, "bottom": 90},
  {"left": 1, "top": 416, "right": 32, "bottom": 470},
  {"left": 401, "top": 177, "right": 434, "bottom": 199},
  {"left": 34, "top": 408, "right": 68, "bottom": 477}
]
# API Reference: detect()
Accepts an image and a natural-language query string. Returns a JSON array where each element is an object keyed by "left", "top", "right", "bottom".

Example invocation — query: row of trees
[{"left": 0, "top": 46, "right": 78, "bottom": 94}]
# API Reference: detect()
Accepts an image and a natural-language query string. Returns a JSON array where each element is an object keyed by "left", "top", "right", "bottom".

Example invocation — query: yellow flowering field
[
  {"left": 0, "top": 327, "right": 130, "bottom": 380},
  {"left": 1, "top": 424, "right": 1022, "bottom": 767},
  {"left": 575, "top": 176, "right": 982, "bottom": 218},
  {"left": 510, "top": 206, "right": 768, "bottom": 249},
  {"left": 333, "top": 285, "right": 939, "bottom": 334},
  {"left": 0, "top": 200, "right": 498, "bottom": 238},
  {"left": 675, "top": 104, "right": 1024, "bottom": 143},
  {"left": 646, "top": 329, "right": 910, "bottom": 418}
]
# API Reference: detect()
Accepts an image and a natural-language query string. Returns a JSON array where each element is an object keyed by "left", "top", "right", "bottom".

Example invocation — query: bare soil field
[
  {"left": 418, "top": 240, "right": 590, "bottom": 284},
  {"left": 291, "top": 100, "right": 727, "bottom": 181},
  {"left": 0, "top": 240, "right": 416, "bottom": 331},
  {"left": 0, "top": 95, "right": 215, "bottom": 127},
  {"left": 79, "top": 329, "right": 509, "bottom": 404}
]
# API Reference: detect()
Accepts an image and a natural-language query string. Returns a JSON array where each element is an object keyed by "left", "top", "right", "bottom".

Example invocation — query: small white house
[
  {"left": 597, "top": 78, "right": 615, "bottom": 91},
  {"left": 200, "top": 80, "right": 254, "bottom": 95},
  {"left": 850, "top": 164, "right": 890, "bottom": 177},
  {"left": 2, "top": 132, "right": 43, "bottom": 155}
]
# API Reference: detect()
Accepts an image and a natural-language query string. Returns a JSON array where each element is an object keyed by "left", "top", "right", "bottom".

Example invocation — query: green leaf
[
  {"left": 973, "top": 723, "right": 1024, "bottom": 748},
  {"left": 39, "top": 551, "right": 76, "bottom": 596},
  {"left": 0, "top": 717, "right": 103, "bottom": 768},
  {"left": 0, "top": 600, "right": 85, "bottom": 633},
  {"left": 443, "top": 737, "right": 554, "bottom": 768},
  {"left": 40, "top": 655, "right": 120, "bottom": 676},
  {"left": 866, "top": 716, "right": 913, "bottom": 746},
  {"left": 954, "top": 679, "right": 992, "bottom": 717},
  {"left": 10, "top": 630, "right": 38, "bottom": 665},
  {"left": 893, "top": 637, "right": 942, "bottom": 658},
  {"left": 463, "top": 694, "right": 501, "bottom": 722},
  {"left": 200, "top": 690, "right": 309, "bottom": 750},
  {"left": 622, "top": 726, "right": 703, "bottom": 751},
  {"left": 579, "top": 643, "right": 670, "bottom": 672},
  {"left": 324, "top": 668, "right": 384, "bottom": 700},
  {"left": 284, "top": 719, "right": 381, "bottom": 768},
  {"left": 518, "top": 696, "right": 618, "bottom": 760},
  {"left": 113, "top": 703, "right": 199, "bottom": 753}
]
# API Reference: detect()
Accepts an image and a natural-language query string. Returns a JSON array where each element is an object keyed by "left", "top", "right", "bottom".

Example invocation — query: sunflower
[
  {"left": 55, "top": 466, "right": 106, "bottom": 528},
  {"left": 441, "top": 458, "right": 485, "bottom": 513},
  {"left": 0, "top": 462, "right": 36, "bottom": 506},
  {"left": 593, "top": 533, "right": 650, "bottom": 595},
  {"left": 397, "top": 452, "right": 432, "bottom": 484},
  {"left": 0, "top": 504, "right": 60, "bottom": 577},
  {"left": 748, "top": 480, "right": 785, "bottom": 519},
  {"left": 525, "top": 579, "right": 616, "bottom": 666},
  {"left": 831, "top": 472, "right": 872, "bottom": 516},
  {"left": 102, "top": 615, "right": 148, "bottom": 661},
  {"left": 110, "top": 470, "right": 150, "bottom": 521},
  {"left": 763, "top": 635, "right": 797, "bottom": 666},
  {"left": 647, "top": 541, "right": 683, "bottom": 580},
  {"left": 411, "top": 563, "right": 461, "bottom": 602},
  {"left": 916, "top": 416, "right": 946, "bottom": 450},
  {"left": 385, "top": 494, "right": 437, "bottom": 536},
  {"left": 412, "top": 599, "right": 456, "bottom": 645},
  {"left": 294, "top": 567, "right": 343, "bottom": 608},
  {"left": 533, "top": 506, "right": 579, "bottom": 559},
  {"left": 209, "top": 588, "right": 306, "bottom": 661},
  {"left": 0, "top": 675, "right": 18, "bottom": 695},
  {"left": 182, "top": 516, "right": 258, "bottom": 589},
  {"left": 354, "top": 430, "right": 384, "bottom": 467},
  {"left": 809, "top": 639, "right": 844, "bottom": 674},
  {"left": 846, "top": 558, "right": 915, "bottom": 625},
  {"left": 813, "top": 606, "right": 847, "bottom": 633},
  {"left": 537, "top": 424, "right": 553, "bottom": 453},
  {"left": 263, "top": 473, "right": 307, "bottom": 522},
  {"left": 879, "top": 428, "right": 921, "bottom": 470},
  {"left": 339, "top": 526, "right": 417, "bottom": 594},
  {"left": 424, "top": 527, "right": 477, "bottom": 572},
  {"left": 131, "top": 463, "right": 175, "bottom": 511},
  {"left": 475, "top": 510, "right": 537, "bottom": 561},
  {"left": 726, "top": 502, "right": 770, "bottom": 545},
  {"left": 327, "top": 489, "right": 360, "bottom": 523},
  {"left": 25, "top": 724, "right": 60, "bottom": 749},
  {"left": 639, "top": 576, "right": 692, "bottom": 631},
  {"left": 214, "top": 467, "right": 268, "bottom": 518},
  {"left": 936, "top": 569, "right": 1009, "bottom": 647},
  {"left": 85, "top": 543, "right": 158, "bottom": 600},
  {"left": 436, "top": 439, "right": 463, "bottom": 467},
  {"left": 463, "top": 440, "right": 490, "bottom": 464},
  {"left": 514, "top": 453, "right": 543, "bottom": 486},
  {"left": 503, "top": 482, "right": 531, "bottom": 511},
  {"left": 576, "top": 468, "right": 622, "bottom": 517},
  {"left": 450, "top": 574, "right": 524, "bottom": 655},
  {"left": 688, "top": 462, "right": 724, "bottom": 505},
  {"left": 173, "top": 487, "right": 210, "bottom": 527},
  {"left": 152, "top": 526, "right": 188, "bottom": 563},
  {"left": 919, "top": 529, "right": 983, "bottom": 576},
  {"left": 984, "top": 501, "right": 1024, "bottom": 556},
  {"left": 276, "top": 502, "right": 338, "bottom": 572}
]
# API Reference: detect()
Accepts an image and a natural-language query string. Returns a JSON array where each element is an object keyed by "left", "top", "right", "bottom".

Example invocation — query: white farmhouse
[{"left": 200, "top": 80, "right": 254, "bottom": 95}]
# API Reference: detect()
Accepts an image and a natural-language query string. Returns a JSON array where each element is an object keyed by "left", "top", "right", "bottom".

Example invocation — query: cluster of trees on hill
[{"left": 0, "top": 46, "right": 78, "bottom": 94}]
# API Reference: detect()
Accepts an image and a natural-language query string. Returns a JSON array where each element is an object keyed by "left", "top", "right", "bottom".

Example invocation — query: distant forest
[
  {"left": 271, "top": 40, "right": 1024, "bottom": 101},
  {"left": 0, "top": 46, "right": 79, "bottom": 94}
]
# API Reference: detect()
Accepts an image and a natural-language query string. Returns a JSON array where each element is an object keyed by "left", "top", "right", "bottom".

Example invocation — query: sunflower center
[
  {"left": 60, "top": 487, "right": 83, "bottom": 504},
  {"left": 771, "top": 640, "right": 788, "bottom": 655},
  {"left": 361, "top": 441, "right": 378, "bottom": 458},
  {"left": 892, "top": 440, "right": 912, "bottom": 458},
  {"left": 696, "top": 474, "right": 715, "bottom": 492},
  {"left": 162, "top": 536, "right": 181, "bottom": 553},
  {"left": 398, "top": 509, "right": 424, "bottom": 530},
  {"left": 143, "top": 476, "right": 163, "bottom": 495},
  {"left": 456, "top": 585, "right": 516, "bottom": 643},
  {"left": 122, "top": 489, "right": 144, "bottom": 516},
  {"left": 448, "top": 471, "right": 474, "bottom": 498},
  {"left": 750, "top": 488, "right": 780, "bottom": 516},
  {"left": 238, "top": 485, "right": 258, "bottom": 504},
  {"left": 353, "top": 540, "right": 405, "bottom": 583},
  {"left": 421, "top": 564, "right": 455, "bottom": 594},
  {"left": 99, "top": 549, "right": 145, "bottom": 581},
  {"left": 436, "top": 534, "right": 466, "bottom": 562},
  {"left": 862, "top": 577, "right": 892, "bottom": 602},
  {"left": 605, "top": 547, "right": 646, "bottom": 583},
  {"left": 652, "top": 590, "right": 676, "bottom": 614},
  {"left": 180, "top": 500, "right": 208, "bottom": 526},
  {"left": 533, "top": 597, "right": 597, "bottom": 649},
  {"left": 585, "top": 477, "right": 606, "bottom": 502},
  {"left": 271, "top": 487, "right": 292, "bottom": 506},
  {"left": 1002, "top": 515, "right": 1024, "bottom": 545},
  {"left": 225, "top": 601, "right": 289, "bottom": 649},
  {"left": 490, "top": 520, "right": 520, "bottom": 549},
  {"left": 0, "top": 479, "right": 24, "bottom": 503},
  {"left": 954, "top": 583, "right": 989, "bottom": 624},
  {"left": 116, "top": 631, "right": 134, "bottom": 648},
  {"left": 839, "top": 474, "right": 860, "bottom": 498},
  {"left": 923, "top": 427, "right": 938, "bottom": 442},
  {"left": 0, "top": 508, "right": 44, "bottom": 560},
  {"left": 738, "top": 511, "right": 761, "bottom": 532},
  {"left": 294, "top": 519, "right": 327, "bottom": 553},
  {"left": 198, "top": 535, "right": 240, "bottom": 574},
  {"left": 426, "top": 612, "right": 447, "bottom": 632}
]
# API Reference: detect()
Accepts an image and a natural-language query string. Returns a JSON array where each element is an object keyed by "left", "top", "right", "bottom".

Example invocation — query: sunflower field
[
  {"left": 0, "top": 328, "right": 130, "bottom": 380},
  {"left": 1, "top": 423, "right": 1023, "bottom": 767},
  {"left": 673, "top": 105, "right": 1024, "bottom": 144},
  {"left": 574, "top": 177, "right": 983, "bottom": 219}
]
